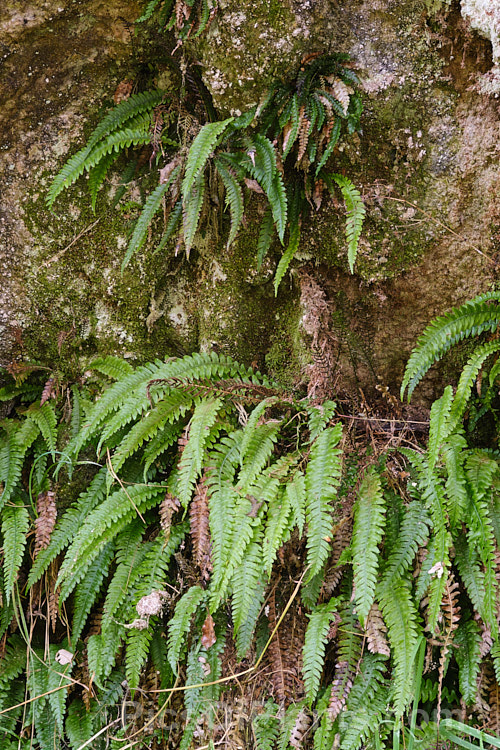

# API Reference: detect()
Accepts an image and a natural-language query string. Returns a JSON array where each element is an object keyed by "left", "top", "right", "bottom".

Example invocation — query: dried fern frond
[{"left": 34, "top": 490, "right": 57, "bottom": 557}]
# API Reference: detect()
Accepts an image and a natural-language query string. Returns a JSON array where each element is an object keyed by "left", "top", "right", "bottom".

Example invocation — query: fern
[
  {"left": 273, "top": 197, "right": 300, "bottom": 296},
  {"left": 305, "top": 423, "right": 343, "bottom": 579},
  {"left": 303, "top": 598, "right": 340, "bottom": 704},
  {"left": 427, "top": 386, "right": 453, "bottom": 470},
  {"left": 331, "top": 173, "right": 366, "bottom": 273},
  {"left": 351, "top": 468, "right": 385, "bottom": 625},
  {"left": 2, "top": 499, "right": 30, "bottom": 603},
  {"left": 379, "top": 578, "right": 420, "bottom": 715},
  {"left": 182, "top": 118, "right": 234, "bottom": 196},
  {"left": 380, "top": 500, "right": 430, "bottom": 591},
  {"left": 232, "top": 526, "right": 265, "bottom": 634},
  {"left": 57, "top": 484, "right": 165, "bottom": 600},
  {"left": 339, "top": 653, "right": 388, "bottom": 750},
  {"left": 215, "top": 157, "right": 244, "bottom": 247},
  {"left": 401, "top": 291, "right": 500, "bottom": 400},
  {"left": 253, "top": 700, "right": 280, "bottom": 750},
  {"left": 121, "top": 169, "right": 179, "bottom": 269},
  {"left": 454, "top": 619, "right": 481, "bottom": 705},
  {"left": 71, "top": 542, "right": 114, "bottom": 643},
  {"left": 178, "top": 397, "right": 224, "bottom": 506},
  {"left": 167, "top": 585, "right": 206, "bottom": 672},
  {"left": 0, "top": 418, "right": 39, "bottom": 508},
  {"left": 448, "top": 340, "right": 500, "bottom": 432}
]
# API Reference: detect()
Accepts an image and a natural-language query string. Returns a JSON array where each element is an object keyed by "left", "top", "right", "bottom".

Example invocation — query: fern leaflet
[{"left": 303, "top": 598, "right": 340, "bottom": 704}]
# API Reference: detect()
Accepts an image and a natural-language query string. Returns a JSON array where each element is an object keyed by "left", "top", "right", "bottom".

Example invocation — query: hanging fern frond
[
  {"left": 351, "top": 468, "right": 385, "bottom": 625},
  {"left": 448, "top": 340, "right": 500, "bottom": 432},
  {"left": 182, "top": 117, "right": 234, "bottom": 196},
  {"left": 379, "top": 578, "right": 420, "bottom": 716},
  {"left": 339, "top": 653, "right": 388, "bottom": 750},
  {"left": 330, "top": 173, "right": 365, "bottom": 273},
  {"left": 380, "top": 500, "right": 430, "bottom": 591},
  {"left": 401, "top": 291, "right": 500, "bottom": 401},
  {"left": 182, "top": 169, "right": 206, "bottom": 255},
  {"left": 57, "top": 484, "right": 165, "bottom": 600},
  {"left": 427, "top": 386, "right": 453, "bottom": 471},
  {"left": 177, "top": 397, "right": 224, "bottom": 506},
  {"left": 455, "top": 619, "right": 481, "bottom": 705},
  {"left": 303, "top": 598, "right": 340, "bottom": 704},
  {"left": 72, "top": 542, "right": 115, "bottom": 643},
  {"left": 167, "top": 585, "right": 206, "bottom": 672},
  {"left": 0, "top": 419, "right": 39, "bottom": 509},
  {"left": 215, "top": 157, "right": 245, "bottom": 247},
  {"left": 305, "top": 423, "right": 342, "bottom": 580},
  {"left": 2, "top": 499, "right": 30, "bottom": 603},
  {"left": 122, "top": 168, "right": 180, "bottom": 269}
]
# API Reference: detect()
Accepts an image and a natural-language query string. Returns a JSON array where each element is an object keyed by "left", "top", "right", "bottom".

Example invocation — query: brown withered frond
[
  {"left": 328, "top": 661, "right": 353, "bottom": 720},
  {"left": 289, "top": 706, "right": 312, "bottom": 748},
  {"left": 266, "top": 588, "right": 307, "bottom": 704},
  {"left": 160, "top": 492, "right": 181, "bottom": 537},
  {"left": 436, "top": 573, "right": 461, "bottom": 725},
  {"left": 487, "top": 678, "right": 500, "bottom": 734},
  {"left": 296, "top": 107, "right": 310, "bottom": 165},
  {"left": 40, "top": 377, "right": 58, "bottom": 406},
  {"left": 34, "top": 490, "right": 57, "bottom": 558},
  {"left": 189, "top": 475, "right": 212, "bottom": 583},
  {"left": 365, "top": 602, "right": 390, "bottom": 657}
]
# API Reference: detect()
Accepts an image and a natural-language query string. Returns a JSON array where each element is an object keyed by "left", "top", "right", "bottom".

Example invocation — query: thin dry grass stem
[{"left": 106, "top": 449, "right": 146, "bottom": 523}]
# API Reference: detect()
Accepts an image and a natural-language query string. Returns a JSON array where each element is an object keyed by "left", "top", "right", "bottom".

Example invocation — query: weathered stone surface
[{"left": 1, "top": 0, "right": 499, "bottom": 404}]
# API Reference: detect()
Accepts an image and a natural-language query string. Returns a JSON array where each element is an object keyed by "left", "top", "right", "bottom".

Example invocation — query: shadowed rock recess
[{"left": 1, "top": 0, "right": 499, "bottom": 402}]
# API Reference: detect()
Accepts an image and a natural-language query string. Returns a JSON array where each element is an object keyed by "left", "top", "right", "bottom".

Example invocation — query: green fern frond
[
  {"left": 136, "top": 0, "right": 163, "bottom": 22},
  {"left": 282, "top": 93, "right": 300, "bottom": 159},
  {"left": 287, "top": 470, "right": 306, "bottom": 537},
  {"left": 454, "top": 619, "right": 481, "bottom": 705},
  {"left": 443, "top": 433, "right": 468, "bottom": 529},
  {"left": 27, "top": 468, "right": 108, "bottom": 588},
  {"left": 232, "top": 527, "right": 265, "bottom": 635},
  {"left": 177, "top": 397, "right": 224, "bottom": 506},
  {"left": 379, "top": 579, "right": 420, "bottom": 716},
  {"left": 0, "top": 419, "right": 39, "bottom": 509},
  {"left": 339, "top": 653, "right": 388, "bottom": 750},
  {"left": 25, "top": 402, "right": 57, "bottom": 459},
  {"left": 209, "top": 499, "right": 257, "bottom": 611},
  {"left": 86, "top": 90, "right": 164, "bottom": 151},
  {"left": 122, "top": 176, "right": 177, "bottom": 269},
  {"left": 274, "top": 211, "right": 300, "bottom": 295},
  {"left": 380, "top": 500, "right": 430, "bottom": 591},
  {"left": 182, "top": 169, "right": 206, "bottom": 255},
  {"left": 215, "top": 157, "right": 244, "bottom": 247},
  {"left": 351, "top": 467, "right": 385, "bottom": 624},
  {"left": 155, "top": 197, "right": 183, "bottom": 254},
  {"left": 314, "top": 119, "right": 341, "bottom": 176},
  {"left": 2, "top": 499, "right": 30, "bottom": 603},
  {"left": 47, "top": 87, "right": 159, "bottom": 208},
  {"left": 57, "top": 484, "right": 164, "bottom": 600},
  {"left": 88, "top": 151, "right": 118, "bottom": 212},
  {"left": 167, "top": 585, "right": 206, "bottom": 673},
  {"left": 65, "top": 699, "right": 95, "bottom": 750},
  {"left": 307, "top": 400, "right": 337, "bottom": 443},
  {"left": 263, "top": 488, "right": 293, "bottom": 575},
  {"left": 126, "top": 625, "right": 154, "bottom": 691},
  {"left": 102, "top": 522, "right": 146, "bottom": 627},
  {"left": 303, "top": 598, "right": 340, "bottom": 704},
  {"left": 182, "top": 118, "right": 234, "bottom": 196},
  {"left": 331, "top": 173, "right": 365, "bottom": 273},
  {"left": 253, "top": 700, "right": 280, "bottom": 750},
  {"left": 256, "top": 205, "right": 275, "bottom": 270},
  {"left": 87, "top": 621, "right": 125, "bottom": 685},
  {"left": 427, "top": 386, "right": 453, "bottom": 471},
  {"left": 401, "top": 291, "right": 500, "bottom": 401},
  {"left": 90, "top": 355, "right": 135, "bottom": 380},
  {"left": 305, "top": 423, "right": 343, "bottom": 580},
  {"left": 448, "top": 340, "right": 500, "bottom": 432},
  {"left": 268, "top": 171, "right": 288, "bottom": 243},
  {"left": 72, "top": 542, "right": 114, "bottom": 643},
  {"left": 238, "top": 422, "right": 281, "bottom": 490},
  {"left": 110, "top": 390, "right": 193, "bottom": 474}
]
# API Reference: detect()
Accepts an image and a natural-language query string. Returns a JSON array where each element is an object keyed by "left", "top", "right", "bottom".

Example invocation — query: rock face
[{"left": 1, "top": 0, "right": 499, "bottom": 403}]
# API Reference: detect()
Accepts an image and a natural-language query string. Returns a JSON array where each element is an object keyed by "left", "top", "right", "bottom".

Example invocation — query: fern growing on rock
[
  {"left": 4, "top": 291, "right": 500, "bottom": 747},
  {"left": 47, "top": 53, "right": 365, "bottom": 289}
]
